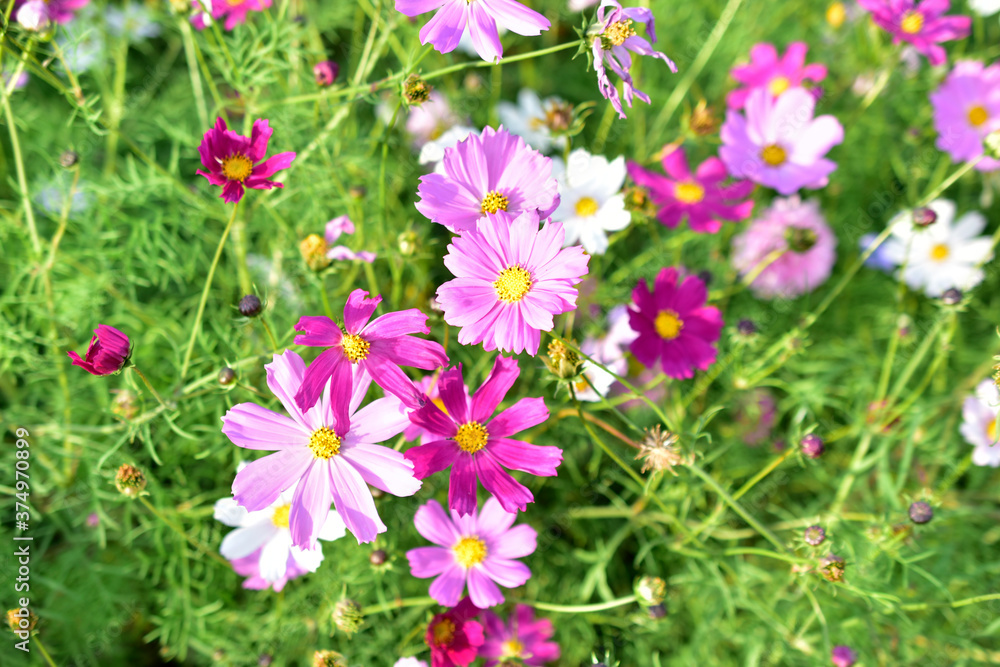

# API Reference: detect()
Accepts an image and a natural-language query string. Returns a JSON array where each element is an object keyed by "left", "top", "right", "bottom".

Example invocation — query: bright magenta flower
[
  {"left": 67, "top": 324, "right": 130, "bottom": 376},
  {"left": 425, "top": 597, "right": 484, "bottom": 667},
  {"left": 857, "top": 0, "right": 970, "bottom": 66},
  {"left": 210, "top": 0, "right": 271, "bottom": 31},
  {"left": 727, "top": 42, "right": 827, "bottom": 110},
  {"left": 196, "top": 118, "right": 296, "bottom": 204},
  {"left": 480, "top": 605, "right": 560, "bottom": 666}
]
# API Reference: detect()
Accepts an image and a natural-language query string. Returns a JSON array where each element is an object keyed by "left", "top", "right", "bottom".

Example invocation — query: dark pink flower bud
[
  {"left": 831, "top": 645, "right": 857, "bottom": 667},
  {"left": 313, "top": 61, "right": 339, "bottom": 87},
  {"left": 801, "top": 433, "right": 824, "bottom": 459},
  {"left": 67, "top": 325, "right": 130, "bottom": 376}
]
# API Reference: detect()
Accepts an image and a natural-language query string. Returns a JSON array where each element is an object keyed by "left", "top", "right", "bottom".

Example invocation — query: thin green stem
[
  {"left": 1, "top": 61, "right": 39, "bottom": 255},
  {"left": 527, "top": 594, "right": 637, "bottom": 614},
  {"left": 138, "top": 497, "right": 230, "bottom": 567},
  {"left": 901, "top": 593, "right": 1000, "bottom": 611},
  {"left": 130, "top": 366, "right": 171, "bottom": 411},
  {"left": 33, "top": 634, "right": 58, "bottom": 667},
  {"left": 361, "top": 596, "right": 435, "bottom": 615},
  {"left": 178, "top": 16, "right": 209, "bottom": 130},
  {"left": 260, "top": 318, "right": 280, "bottom": 351},
  {"left": 686, "top": 463, "right": 787, "bottom": 552}
]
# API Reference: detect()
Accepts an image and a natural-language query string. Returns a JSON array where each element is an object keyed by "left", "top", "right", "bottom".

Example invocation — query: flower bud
[
  {"left": 257, "top": 655, "right": 273, "bottom": 667},
  {"left": 634, "top": 576, "right": 667, "bottom": 606},
  {"left": 60, "top": 150, "right": 79, "bottom": 168},
  {"left": 800, "top": 434, "right": 824, "bottom": 459},
  {"left": 688, "top": 99, "right": 719, "bottom": 136},
  {"left": 332, "top": 599, "right": 364, "bottom": 636},
  {"left": 544, "top": 339, "right": 581, "bottom": 380},
  {"left": 819, "top": 553, "right": 845, "bottom": 582},
  {"left": 985, "top": 129, "right": 1000, "bottom": 160},
  {"left": 398, "top": 230, "right": 419, "bottom": 257},
  {"left": 912, "top": 206, "right": 937, "bottom": 228},
  {"left": 908, "top": 501, "right": 933, "bottom": 524},
  {"left": 403, "top": 74, "right": 431, "bottom": 105},
  {"left": 785, "top": 226, "right": 818, "bottom": 253},
  {"left": 111, "top": 389, "right": 140, "bottom": 420},
  {"left": 369, "top": 549, "right": 388, "bottom": 566},
  {"left": 218, "top": 367, "right": 237, "bottom": 386},
  {"left": 115, "top": 464, "right": 146, "bottom": 498},
  {"left": 313, "top": 61, "right": 339, "bottom": 87},
  {"left": 348, "top": 184, "right": 367, "bottom": 199},
  {"left": 736, "top": 319, "right": 757, "bottom": 337},
  {"left": 941, "top": 288, "right": 962, "bottom": 306},
  {"left": 7, "top": 608, "right": 37, "bottom": 633},
  {"left": 622, "top": 184, "right": 657, "bottom": 216},
  {"left": 300, "top": 234, "right": 331, "bottom": 272},
  {"left": 831, "top": 645, "right": 857, "bottom": 667},
  {"left": 312, "top": 650, "right": 347, "bottom": 667},
  {"left": 647, "top": 603, "right": 667, "bottom": 619},
  {"left": 86, "top": 512, "right": 100, "bottom": 527},
  {"left": 238, "top": 294, "right": 263, "bottom": 317},
  {"left": 804, "top": 525, "right": 826, "bottom": 547}
]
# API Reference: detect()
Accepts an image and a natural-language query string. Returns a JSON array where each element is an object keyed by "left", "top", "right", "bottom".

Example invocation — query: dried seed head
[
  {"left": 819, "top": 553, "right": 845, "bottom": 582},
  {"left": 634, "top": 576, "right": 667, "bottom": 606},
  {"left": 59, "top": 150, "right": 79, "bottom": 168},
  {"left": 635, "top": 425, "right": 686, "bottom": 474},
  {"left": 332, "top": 599, "right": 363, "bottom": 636},
  {"left": 544, "top": 339, "right": 581, "bottom": 381},
  {"left": 115, "top": 464, "right": 146, "bottom": 498},
  {"left": 804, "top": 525, "right": 826, "bottom": 546},
  {"left": 111, "top": 388, "right": 140, "bottom": 420},
  {"left": 403, "top": 74, "right": 431, "bottom": 105},
  {"left": 312, "top": 650, "right": 347, "bottom": 667},
  {"left": 689, "top": 99, "right": 719, "bottom": 136}
]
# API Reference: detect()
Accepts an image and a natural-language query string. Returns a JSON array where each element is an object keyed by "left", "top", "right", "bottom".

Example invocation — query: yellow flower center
[
  {"left": 968, "top": 105, "right": 989, "bottom": 128},
  {"left": 826, "top": 2, "right": 846, "bottom": 29},
  {"left": 453, "top": 536, "right": 488, "bottom": 568},
  {"left": 674, "top": 182, "right": 705, "bottom": 204},
  {"left": 226, "top": 0, "right": 244, "bottom": 6},
  {"left": 272, "top": 504, "right": 291, "bottom": 528},
  {"left": 575, "top": 196, "right": 600, "bottom": 217},
  {"left": 654, "top": 309, "right": 683, "bottom": 340},
  {"left": 431, "top": 619, "right": 456, "bottom": 645},
  {"left": 603, "top": 19, "right": 636, "bottom": 47},
  {"left": 455, "top": 422, "right": 489, "bottom": 453},
  {"left": 761, "top": 144, "right": 787, "bottom": 167},
  {"left": 900, "top": 10, "right": 923, "bottom": 34},
  {"left": 930, "top": 243, "right": 950, "bottom": 262},
  {"left": 221, "top": 153, "right": 253, "bottom": 182},
  {"left": 494, "top": 265, "right": 533, "bottom": 303},
  {"left": 481, "top": 190, "right": 509, "bottom": 214},
  {"left": 308, "top": 427, "right": 341, "bottom": 459},
  {"left": 768, "top": 76, "right": 790, "bottom": 96},
  {"left": 989, "top": 418, "right": 998, "bottom": 442},
  {"left": 501, "top": 639, "right": 525, "bottom": 658},
  {"left": 341, "top": 333, "right": 370, "bottom": 363}
]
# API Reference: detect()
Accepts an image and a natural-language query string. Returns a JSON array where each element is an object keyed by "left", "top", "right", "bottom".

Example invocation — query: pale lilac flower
[
  {"left": 324, "top": 215, "right": 375, "bottom": 263},
  {"left": 497, "top": 89, "right": 570, "bottom": 154},
  {"left": 14, "top": 0, "right": 88, "bottom": 26},
  {"left": 552, "top": 149, "right": 630, "bottom": 255},
  {"left": 860, "top": 232, "right": 898, "bottom": 272},
  {"left": 720, "top": 87, "right": 844, "bottom": 195},
  {"left": 572, "top": 337, "right": 624, "bottom": 402},
  {"left": 419, "top": 126, "right": 479, "bottom": 174},
  {"left": 731, "top": 197, "right": 837, "bottom": 299},
  {"left": 480, "top": 605, "right": 560, "bottom": 666},
  {"left": 930, "top": 61, "right": 1000, "bottom": 172},
  {"left": 16, "top": 0, "right": 50, "bottom": 30},
  {"left": 727, "top": 42, "right": 828, "bottom": 110},
  {"left": 407, "top": 91, "right": 460, "bottom": 148},
  {"left": 407, "top": 497, "right": 536, "bottom": 608},
  {"left": 569, "top": 0, "right": 600, "bottom": 10},
  {"left": 857, "top": 0, "right": 970, "bottom": 67},
  {"left": 106, "top": 3, "right": 161, "bottom": 41},
  {"left": 960, "top": 379, "right": 1000, "bottom": 467}
]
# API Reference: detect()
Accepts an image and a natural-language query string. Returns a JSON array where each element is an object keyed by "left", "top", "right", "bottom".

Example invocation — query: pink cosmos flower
[
  {"left": 293, "top": 289, "right": 448, "bottom": 426},
  {"left": 727, "top": 42, "right": 828, "bottom": 110},
  {"left": 404, "top": 374, "right": 471, "bottom": 444},
  {"left": 720, "top": 87, "right": 844, "bottom": 195},
  {"left": 436, "top": 211, "right": 589, "bottom": 356},
  {"left": 857, "top": 0, "right": 970, "bottom": 67},
  {"left": 960, "top": 379, "right": 1000, "bottom": 467},
  {"left": 930, "top": 61, "right": 1000, "bottom": 172},
  {"left": 207, "top": 0, "right": 272, "bottom": 31},
  {"left": 591, "top": 0, "right": 677, "bottom": 119},
  {"left": 416, "top": 126, "right": 560, "bottom": 233},
  {"left": 394, "top": 0, "right": 550, "bottom": 63},
  {"left": 407, "top": 498, "right": 536, "bottom": 608},
  {"left": 13, "top": 0, "right": 88, "bottom": 25},
  {"left": 313, "top": 61, "right": 339, "bottom": 87},
  {"left": 426, "top": 597, "right": 485, "bottom": 667},
  {"left": 628, "top": 268, "right": 723, "bottom": 380},
  {"left": 405, "top": 355, "right": 561, "bottom": 516},
  {"left": 626, "top": 147, "right": 755, "bottom": 234},
  {"left": 480, "top": 605, "right": 560, "bottom": 666},
  {"left": 731, "top": 196, "right": 837, "bottom": 299},
  {"left": 324, "top": 215, "right": 376, "bottom": 263},
  {"left": 407, "top": 91, "right": 460, "bottom": 148},
  {"left": 222, "top": 351, "right": 421, "bottom": 546},
  {"left": 196, "top": 118, "right": 296, "bottom": 204},
  {"left": 67, "top": 324, "right": 130, "bottom": 376}
]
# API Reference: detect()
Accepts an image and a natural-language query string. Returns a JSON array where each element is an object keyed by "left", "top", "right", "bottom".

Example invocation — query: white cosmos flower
[
  {"left": 960, "top": 379, "right": 1000, "bottom": 467},
  {"left": 497, "top": 89, "right": 570, "bottom": 154},
  {"left": 970, "top": 0, "right": 1000, "bottom": 16},
  {"left": 418, "top": 125, "right": 478, "bottom": 173},
  {"left": 573, "top": 337, "right": 624, "bottom": 402},
  {"left": 881, "top": 199, "right": 994, "bottom": 297},
  {"left": 551, "top": 149, "right": 630, "bottom": 255}
]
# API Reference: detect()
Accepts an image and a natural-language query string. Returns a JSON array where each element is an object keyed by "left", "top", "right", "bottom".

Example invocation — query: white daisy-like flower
[
  {"left": 573, "top": 337, "right": 624, "bottom": 402},
  {"left": 551, "top": 149, "right": 630, "bottom": 255},
  {"left": 417, "top": 125, "right": 479, "bottom": 173},
  {"left": 497, "top": 89, "right": 571, "bottom": 154},
  {"left": 393, "top": 658, "right": 429, "bottom": 667},
  {"left": 960, "top": 379, "right": 1000, "bottom": 467},
  {"left": 881, "top": 199, "right": 994, "bottom": 297},
  {"left": 970, "top": 0, "right": 1000, "bottom": 16}
]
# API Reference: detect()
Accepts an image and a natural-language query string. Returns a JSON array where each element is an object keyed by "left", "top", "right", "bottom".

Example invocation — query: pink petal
[
  {"left": 263, "top": 350, "right": 311, "bottom": 429},
  {"left": 480, "top": 0, "right": 550, "bottom": 35},
  {"left": 222, "top": 403, "right": 307, "bottom": 450},
  {"left": 340, "top": 443, "right": 421, "bottom": 496},
  {"left": 419, "top": 0, "right": 467, "bottom": 54},
  {"left": 449, "top": 454, "right": 480, "bottom": 516},
  {"left": 396, "top": 0, "right": 448, "bottom": 15},
  {"left": 414, "top": 500, "right": 461, "bottom": 546},
  {"left": 429, "top": 564, "right": 468, "bottom": 606},
  {"left": 487, "top": 437, "right": 562, "bottom": 476},
  {"left": 289, "top": 460, "right": 333, "bottom": 549},
  {"left": 486, "top": 396, "right": 548, "bottom": 438},
  {"left": 328, "top": 457, "right": 386, "bottom": 543},
  {"left": 293, "top": 316, "right": 342, "bottom": 347},
  {"left": 248, "top": 118, "right": 274, "bottom": 162},
  {"left": 470, "top": 355, "right": 519, "bottom": 423},
  {"left": 405, "top": 439, "right": 459, "bottom": 479},
  {"left": 475, "top": 496, "right": 517, "bottom": 539},
  {"left": 344, "top": 289, "right": 381, "bottom": 334},
  {"left": 467, "top": 567, "right": 505, "bottom": 608},
  {"left": 232, "top": 449, "right": 313, "bottom": 511},
  {"left": 480, "top": 557, "right": 530, "bottom": 588},
  {"left": 491, "top": 524, "right": 537, "bottom": 559},
  {"left": 475, "top": 452, "right": 533, "bottom": 514},
  {"left": 364, "top": 308, "right": 430, "bottom": 339},
  {"left": 438, "top": 365, "right": 471, "bottom": 424},
  {"left": 407, "top": 546, "right": 454, "bottom": 577}
]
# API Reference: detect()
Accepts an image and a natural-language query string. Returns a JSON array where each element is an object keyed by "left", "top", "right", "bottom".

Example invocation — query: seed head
[
  {"left": 544, "top": 339, "right": 581, "bottom": 381},
  {"left": 403, "top": 74, "right": 431, "bottom": 105},
  {"left": 312, "top": 650, "right": 347, "bottom": 667},
  {"left": 635, "top": 425, "right": 686, "bottom": 474},
  {"left": 6, "top": 608, "right": 37, "bottom": 633},
  {"left": 238, "top": 294, "right": 263, "bottom": 318},
  {"left": 908, "top": 501, "right": 933, "bottom": 524},
  {"left": 800, "top": 434, "right": 824, "bottom": 459},
  {"left": 688, "top": 99, "right": 719, "bottom": 136},
  {"left": 332, "top": 599, "right": 363, "bottom": 636},
  {"left": 115, "top": 464, "right": 146, "bottom": 498},
  {"left": 634, "top": 576, "right": 667, "bottom": 606},
  {"left": 819, "top": 553, "right": 845, "bottom": 582},
  {"left": 300, "top": 234, "right": 331, "bottom": 272},
  {"left": 111, "top": 388, "right": 140, "bottom": 421},
  {"left": 804, "top": 525, "right": 826, "bottom": 547}
]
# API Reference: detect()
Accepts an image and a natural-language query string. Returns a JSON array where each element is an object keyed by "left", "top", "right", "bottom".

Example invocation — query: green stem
[
  {"left": 1, "top": 60, "right": 39, "bottom": 255},
  {"left": 138, "top": 497, "right": 230, "bottom": 567},
  {"left": 33, "top": 634, "right": 58, "bottom": 667},
  {"left": 260, "top": 318, "right": 280, "bottom": 352},
  {"left": 527, "top": 594, "right": 637, "bottom": 614},
  {"left": 361, "top": 596, "right": 435, "bottom": 615},
  {"left": 901, "top": 593, "right": 1000, "bottom": 611},
  {"left": 686, "top": 463, "right": 787, "bottom": 552},
  {"left": 178, "top": 16, "right": 209, "bottom": 130},
  {"left": 130, "top": 366, "right": 171, "bottom": 411}
]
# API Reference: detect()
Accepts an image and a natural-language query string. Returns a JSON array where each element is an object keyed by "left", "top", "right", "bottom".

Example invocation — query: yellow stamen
[
  {"left": 674, "top": 182, "right": 705, "bottom": 204},
  {"left": 603, "top": 19, "right": 636, "bottom": 47},
  {"left": 481, "top": 190, "right": 509, "bottom": 214},
  {"left": 453, "top": 536, "right": 488, "bottom": 568},
  {"left": 768, "top": 76, "right": 790, "bottom": 96},
  {"left": 221, "top": 153, "right": 253, "bottom": 182},
  {"left": 654, "top": 309, "right": 683, "bottom": 340},
  {"left": 455, "top": 422, "right": 489, "bottom": 453},
  {"left": 575, "top": 196, "right": 600, "bottom": 217},
  {"left": 272, "top": 504, "right": 291, "bottom": 528},
  {"left": 431, "top": 619, "right": 456, "bottom": 645},
  {"left": 501, "top": 639, "right": 525, "bottom": 658},
  {"left": 900, "top": 10, "right": 923, "bottom": 34},
  {"left": 827, "top": 2, "right": 846, "bottom": 29},
  {"left": 968, "top": 105, "right": 989, "bottom": 128},
  {"left": 988, "top": 418, "right": 997, "bottom": 442},
  {"left": 930, "top": 243, "right": 949, "bottom": 262},
  {"left": 494, "top": 265, "right": 533, "bottom": 303},
  {"left": 761, "top": 144, "right": 787, "bottom": 167},
  {"left": 308, "top": 427, "right": 341, "bottom": 459},
  {"left": 341, "top": 333, "right": 370, "bottom": 363}
]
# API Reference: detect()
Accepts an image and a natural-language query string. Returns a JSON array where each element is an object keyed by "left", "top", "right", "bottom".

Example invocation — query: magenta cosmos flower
[
  {"left": 13, "top": 0, "right": 88, "bottom": 25},
  {"left": 590, "top": 0, "right": 677, "bottom": 119},
  {"left": 857, "top": 0, "right": 970, "bottom": 67},
  {"left": 405, "top": 355, "right": 561, "bottom": 516},
  {"left": 207, "top": 0, "right": 272, "bottom": 31},
  {"left": 480, "top": 605, "right": 560, "bottom": 666},
  {"left": 426, "top": 597, "right": 484, "bottom": 667},
  {"left": 416, "top": 126, "right": 560, "bottom": 233},
  {"left": 222, "top": 351, "right": 421, "bottom": 546},
  {"left": 731, "top": 196, "right": 837, "bottom": 299},
  {"left": 626, "top": 146, "right": 754, "bottom": 234},
  {"left": 436, "top": 211, "right": 589, "bottom": 356},
  {"left": 628, "top": 267, "right": 723, "bottom": 380},
  {"left": 407, "top": 497, "right": 536, "bottom": 608},
  {"left": 293, "top": 289, "right": 448, "bottom": 426},
  {"left": 931, "top": 61, "right": 1000, "bottom": 172},
  {"left": 395, "top": 0, "right": 549, "bottom": 63},
  {"left": 196, "top": 117, "right": 296, "bottom": 204},
  {"left": 720, "top": 87, "right": 844, "bottom": 195},
  {"left": 727, "top": 42, "right": 827, "bottom": 110},
  {"left": 67, "top": 324, "right": 130, "bottom": 376}
]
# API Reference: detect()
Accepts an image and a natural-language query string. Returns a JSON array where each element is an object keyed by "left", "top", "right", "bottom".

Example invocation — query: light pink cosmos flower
[
  {"left": 590, "top": 0, "right": 677, "bottom": 119},
  {"left": 626, "top": 146, "right": 755, "bottom": 234},
  {"left": 731, "top": 197, "right": 837, "bottom": 299},
  {"left": 436, "top": 210, "right": 589, "bottom": 356},
  {"left": 720, "top": 87, "right": 844, "bottom": 195},
  {"left": 480, "top": 605, "right": 560, "bottom": 666},
  {"left": 407, "top": 498, "right": 536, "bottom": 608},
  {"left": 727, "top": 42, "right": 827, "bottom": 110},
  {"left": 13, "top": 0, "right": 88, "bottom": 25},
  {"left": 857, "top": 0, "right": 970, "bottom": 67},
  {"left": 394, "top": 0, "right": 550, "bottom": 63},
  {"left": 415, "top": 126, "right": 560, "bottom": 233},
  {"left": 406, "top": 91, "right": 460, "bottom": 148},
  {"left": 930, "top": 61, "right": 1000, "bottom": 172},
  {"left": 405, "top": 355, "right": 561, "bottom": 516},
  {"left": 324, "top": 215, "right": 376, "bottom": 263},
  {"left": 960, "top": 379, "right": 1000, "bottom": 467},
  {"left": 206, "top": 0, "right": 272, "bottom": 31},
  {"left": 222, "top": 351, "right": 421, "bottom": 546},
  {"left": 196, "top": 118, "right": 296, "bottom": 204},
  {"left": 293, "top": 289, "right": 449, "bottom": 425}
]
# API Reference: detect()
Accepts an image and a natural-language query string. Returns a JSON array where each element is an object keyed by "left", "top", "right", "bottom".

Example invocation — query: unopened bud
[
  {"left": 801, "top": 434, "right": 824, "bottom": 459},
  {"left": 908, "top": 501, "right": 933, "bottom": 524},
  {"left": 238, "top": 294, "right": 263, "bottom": 317},
  {"left": 403, "top": 74, "right": 431, "bottom": 105},
  {"left": 819, "top": 553, "right": 845, "bottom": 582},
  {"left": 647, "top": 603, "right": 667, "bottom": 619},
  {"left": 544, "top": 339, "right": 581, "bottom": 380},
  {"left": 804, "top": 525, "right": 826, "bottom": 546},
  {"left": 941, "top": 288, "right": 962, "bottom": 305},
  {"left": 312, "top": 650, "right": 347, "bottom": 667},
  {"left": 300, "top": 234, "right": 331, "bottom": 272},
  {"left": 634, "top": 576, "right": 666, "bottom": 606},
  {"left": 257, "top": 655, "right": 273, "bottom": 667},
  {"left": 623, "top": 184, "right": 656, "bottom": 216},
  {"left": 985, "top": 129, "right": 1000, "bottom": 160},
  {"left": 398, "top": 230, "right": 418, "bottom": 257},
  {"left": 111, "top": 389, "right": 140, "bottom": 420},
  {"left": 218, "top": 367, "right": 237, "bottom": 386},
  {"left": 736, "top": 319, "right": 757, "bottom": 337},
  {"left": 60, "top": 150, "right": 79, "bottom": 168},
  {"left": 831, "top": 645, "right": 857, "bottom": 667},
  {"left": 912, "top": 206, "right": 937, "bottom": 228},
  {"left": 115, "top": 464, "right": 146, "bottom": 498},
  {"left": 313, "top": 61, "right": 339, "bottom": 87},
  {"left": 332, "top": 599, "right": 363, "bottom": 636},
  {"left": 348, "top": 184, "right": 367, "bottom": 199},
  {"left": 369, "top": 549, "right": 388, "bottom": 566}
]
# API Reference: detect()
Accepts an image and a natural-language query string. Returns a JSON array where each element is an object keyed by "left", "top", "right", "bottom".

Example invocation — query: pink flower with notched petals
[
  {"left": 209, "top": 0, "right": 272, "bottom": 31},
  {"left": 222, "top": 351, "right": 421, "bottom": 546},
  {"left": 931, "top": 61, "right": 1000, "bottom": 172},
  {"left": 436, "top": 211, "right": 589, "bottom": 356},
  {"left": 426, "top": 597, "right": 484, "bottom": 667},
  {"left": 626, "top": 147, "right": 754, "bottom": 234},
  {"left": 67, "top": 324, "right": 130, "bottom": 376},
  {"left": 480, "top": 605, "right": 560, "bottom": 666},
  {"left": 197, "top": 118, "right": 296, "bottom": 204},
  {"left": 13, "top": 0, "right": 88, "bottom": 25},
  {"left": 628, "top": 268, "right": 723, "bottom": 380},
  {"left": 405, "top": 355, "right": 561, "bottom": 516},
  {"left": 727, "top": 42, "right": 827, "bottom": 110},
  {"left": 857, "top": 0, "right": 970, "bottom": 67},
  {"left": 416, "top": 126, "right": 560, "bottom": 233},
  {"left": 395, "top": 0, "right": 550, "bottom": 63},
  {"left": 720, "top": 87, "right": 844, "bottom": 195},
  {"left": 407, "top": 498, "right": 536, "bottom": 608},
  {"left": 293, "top": 289, "right": 449, "bottom": 425}
]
